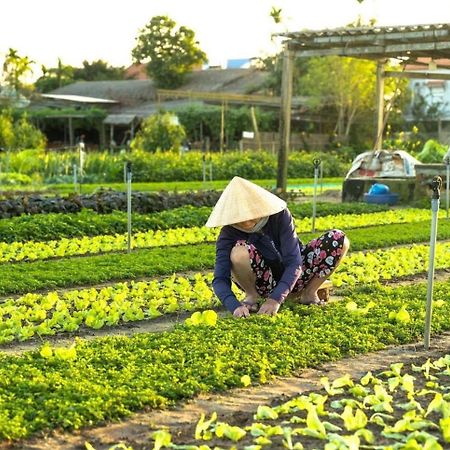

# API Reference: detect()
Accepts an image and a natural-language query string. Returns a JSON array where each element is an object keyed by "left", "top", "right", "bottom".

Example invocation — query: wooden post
[
  {"left": 250, "top": 106, "right": 262, "bottom": 150},
  {"left": 374, "top": 60, "right": 385, "bottom": 150},
  {"left": 277, "top": 46, "right": 294, "bottom": 193},
  {"left": 99, "top": 123, "right": 106, "bottom": 150},
  {"left": 220, "top": 102, "right": 225, "bottom": 153},
  {"left": 68, "top": 116, "right": 74, "bottom": 147},
  {"left": 110, "top": 125, "right": 115, "bottom": 149}
]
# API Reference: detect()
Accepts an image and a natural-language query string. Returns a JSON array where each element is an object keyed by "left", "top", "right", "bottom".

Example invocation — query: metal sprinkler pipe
[
  {"left": 312, "top": 159, "right": 321, "bottom": 233},
  {"left": 126, "top": 161, "right": 133, "bottom": 254},
  {"left": 444, "top": 147, "right": 450, "bottom": 219},
  {"left": 424, "top": 175, "right": 442, "bottom": 350},
  {"left": 202, "top": 153, "right": 206, "bottom": 184}
]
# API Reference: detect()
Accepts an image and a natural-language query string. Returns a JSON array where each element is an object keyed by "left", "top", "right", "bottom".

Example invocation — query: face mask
[{"left": 232, "top": 216, "right": 269, "bottom": 233}]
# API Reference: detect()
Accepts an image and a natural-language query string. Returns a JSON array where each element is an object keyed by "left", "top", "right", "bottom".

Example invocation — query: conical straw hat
[{"left": 205, "top": 176, "right": 287, "bottom": 227}]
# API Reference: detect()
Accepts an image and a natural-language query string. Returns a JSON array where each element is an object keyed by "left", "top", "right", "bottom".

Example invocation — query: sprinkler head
[{"left": 431, "top": 176, "right": 442, "bottom": 199}]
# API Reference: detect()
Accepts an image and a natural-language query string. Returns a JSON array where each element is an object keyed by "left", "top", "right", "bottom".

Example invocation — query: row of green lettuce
[
  {"left": 0, "top": 202, "right": 388, "bottom": 243},
  {"left": 1, "top": 219, "right": 449, "bottom": 296},
  {"left": 1, "top": 208, "right": 441, "bottom": 264},
  {"left": 2, "top": 177, "right": 344, "bottom": 196},
  {"left": 0, "top": 282, "right": 449, "bottom": 441},
  {"left": 1, "top": 240, "right": 450, "bottom": 345},
  {"left": 111, "top": 352, "right": 450, "bottom": 450}
]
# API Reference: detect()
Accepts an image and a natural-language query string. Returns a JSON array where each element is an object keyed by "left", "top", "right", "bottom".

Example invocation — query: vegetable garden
[{"left": 1, "top": 185, "right": 450, "bottom": 450}]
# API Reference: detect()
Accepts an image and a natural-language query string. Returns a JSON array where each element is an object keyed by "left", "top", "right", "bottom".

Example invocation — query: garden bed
[
  {"left": 1, "top": 199, "right": 449, "bottom": 449},
  {"left": 7, "top": 330, "right": 450, "bottom": 450}
]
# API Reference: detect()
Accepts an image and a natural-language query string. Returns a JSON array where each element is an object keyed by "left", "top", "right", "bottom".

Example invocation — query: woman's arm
[
  {"left": 268, "top": 209, "right": 302, "bottom": 304},
  {"left": 212, "top": 229, "right": 242, "bottom": 313}
]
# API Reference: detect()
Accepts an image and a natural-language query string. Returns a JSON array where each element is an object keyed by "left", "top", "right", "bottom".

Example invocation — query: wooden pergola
[{"left": 276, "top": 23, "right": 450, "bottom": 192}]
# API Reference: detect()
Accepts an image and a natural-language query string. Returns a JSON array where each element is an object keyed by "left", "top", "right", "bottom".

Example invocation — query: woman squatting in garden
[{"left": 206, "top": 176, "right": 350, "bottom": 318}]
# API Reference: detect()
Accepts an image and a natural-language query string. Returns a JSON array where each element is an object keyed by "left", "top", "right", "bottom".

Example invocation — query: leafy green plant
[
  {"left": 131, "top": 112, "right": 186, "bottom": 153},
  {"left": 417, "top": 139, "right": 448, "bottom": 163},
  {"left": 0, "top": 282, "right": 449, "bottom": 440},
  {"left": 0, "top": 172, "right": 32, "bottom": 185}
]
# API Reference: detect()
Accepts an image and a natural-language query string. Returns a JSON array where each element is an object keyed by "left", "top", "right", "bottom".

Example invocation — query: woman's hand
[
  {"left": 257, "top": 298, "right": 280, "bottom": 316},
  {"left": 233, "top": 305, "right": 251, "bottom": 318}
]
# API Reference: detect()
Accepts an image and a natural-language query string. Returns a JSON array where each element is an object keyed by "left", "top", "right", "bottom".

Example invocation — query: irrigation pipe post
[
  {"left": 444, "top": 147, "right": 450, "bottom": 219},
  {"left": 73, "top": 164, "right": 78, "bottom": 192},
  {"left": 424, "top": 175, "right": 442, "bottom": 350},
  {"left": 209, "top": 154, "right": 213, "bottom": 182},
  {"left": 319, "top": 159, "right": 324, "bottom": 194},
  {"left": 125, "top": 161, "right": 133, "bottom": 254},
  {"left": 312, "top": 158, "right": 321, "bottom": 233},
  {"left": 202, "top": 153, "right": 206, "bottom": 184}
]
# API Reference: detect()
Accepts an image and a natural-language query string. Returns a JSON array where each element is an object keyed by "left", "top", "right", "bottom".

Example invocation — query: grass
[{"left": 0, "top": 177, "right": 344, "bottom": 196}]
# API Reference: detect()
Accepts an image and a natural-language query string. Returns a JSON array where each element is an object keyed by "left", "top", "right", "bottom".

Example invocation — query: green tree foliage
[
  {"left": 34, "top": 58, "right": 74, "bottom": 93},
  {"left": 72, "top": 60, "right": 125, "bottom": 81},
  {"left": 35, "top": 58, "right": 125, "bottom": 93},
  {"left": 300, "top": 56, "right": 377, "bottom": 140},
  {"left": 258, "top": 53, "right": 309, "bottom": 96},
  {"left": 416, "top": 139, "right": 448, "bottom": 163},
  {"left": 299, "top": 56, "right": 409, "bottom": 143},
  {"left": 131, "top": 112, "right": 186, "bottom": 152},
  {"left": 0, "top": 110, "right": 46, "bottom": 150},
  {"left": 12, "top": 114, "right": 46, "bottom": 150},
  {"left": 0, "top": 110, "right": 14, "bottom": 149},
  {"left": 132, "top": 15, "right": 208, "bottom": 88},
  {"left": 1, "top": 48, "right": 34, "bottom": 96},
  {"left": 269, "top": 6, "right": 283, "bottom": 24},
  {"left": 410, "top": 90, "right": 445, "bottom": 134},
  {"left": 176, "top": 104, "right": 277, "bottom": 148}
]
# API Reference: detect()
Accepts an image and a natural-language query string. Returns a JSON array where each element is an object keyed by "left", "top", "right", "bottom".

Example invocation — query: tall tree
[
  {"left": 73, "top": 60, "right": 125, "bottom": 81},
  {"left": 35, "top": 58, "right": 124, "bottom": 93},
  {"left": 1, "top": 48, "right": 34, "bottom": 96},
  {"left": 301, "top": 56, "right": 376, "bottom": 139},
  {"left": 34, "top": 58, "right": 74, "bottom": 93},
  {"left": 132, "top": 15, "right": 207, "bottom": 88},
  {"left": 300, "top": 56, "right": 408, "bottom": 142}
]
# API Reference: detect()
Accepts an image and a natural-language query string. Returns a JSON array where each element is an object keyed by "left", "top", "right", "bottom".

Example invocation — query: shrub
[
  {"left": 0, "top": 149, "right": 350, "bottom": 183},
  {"left": 0, "top": 172, "right": 32, "bottom": 185},
  {"left": 131, "top": 112, "right": 186, "bottom": 152},
  {"left": 0, "top": 110, "right": 46, "bottom": 151},
  {"left": 12, "top": 114, "right": 47, "bottom": 150},
  {"left": 416, "top": 139, "right": 448, "bottom": 163}
]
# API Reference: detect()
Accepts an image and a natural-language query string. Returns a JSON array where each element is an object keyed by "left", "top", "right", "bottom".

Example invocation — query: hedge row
[{"left": 2, "top": 149, "right": 350, "bottom": 184}]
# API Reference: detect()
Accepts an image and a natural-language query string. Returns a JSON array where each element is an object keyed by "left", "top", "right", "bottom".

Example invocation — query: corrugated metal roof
[
  {"left": 103, "top": 114, "right": 136, "bottom": 125},
  {"left": 41, "top": 94, "right": 118, "bottom": 104},
  {"left": 277, "top": 23, "right": 450, "bottom": 60},
  {"left": 279, "top": 23, "right": 450, "bottom": 39}
]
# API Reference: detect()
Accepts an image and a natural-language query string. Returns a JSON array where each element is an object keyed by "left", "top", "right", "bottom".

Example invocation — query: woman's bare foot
[
  {"left": 241, "top": 296, "right": 260, "bottom": 312},
  {"left": 298, "top": 291, "right": 324, "bottom": 306}
]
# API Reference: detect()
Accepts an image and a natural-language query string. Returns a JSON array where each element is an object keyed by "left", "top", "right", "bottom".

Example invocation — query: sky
[{"left": 2, "top": 0, "right": 450, "bottom": 80}]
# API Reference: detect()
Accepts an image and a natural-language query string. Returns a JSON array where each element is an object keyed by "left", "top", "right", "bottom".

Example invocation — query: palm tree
[{"left": 2, "top": 48, "right": 34, "bottom": 96}]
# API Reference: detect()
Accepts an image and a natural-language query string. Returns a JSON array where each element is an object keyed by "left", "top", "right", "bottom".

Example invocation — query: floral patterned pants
[{"left": 234, "top": 229, "right": 346, "bottom": 298}]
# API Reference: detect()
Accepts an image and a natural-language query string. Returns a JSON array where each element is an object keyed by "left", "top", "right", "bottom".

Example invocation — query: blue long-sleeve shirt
[{"left": 212, "top": 208, "right": 302, "bottom": 313}]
